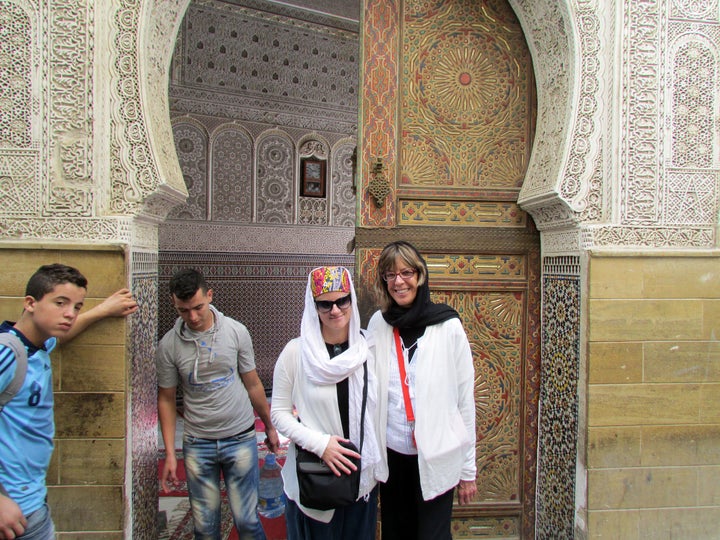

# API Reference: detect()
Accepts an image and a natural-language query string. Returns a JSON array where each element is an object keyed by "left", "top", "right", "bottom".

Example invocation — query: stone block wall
[
  {"left": 587, "top": 253, "right": 720, "bottom": 538},
  {"left": 0, "top": 247, "right": 129, "bottom": 538}
]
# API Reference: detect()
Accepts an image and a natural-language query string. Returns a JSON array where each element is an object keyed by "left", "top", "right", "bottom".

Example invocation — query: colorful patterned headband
[{"left": 310, "top": 266, "right": 351, "bottom": 298}]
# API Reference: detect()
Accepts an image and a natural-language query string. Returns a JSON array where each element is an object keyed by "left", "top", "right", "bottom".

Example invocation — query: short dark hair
[
  {"left": 25, "top": 264, "right": 88, "bottom": 300},
  {"left": 169, "top": 268, "right": 208, "bottom": 301}
]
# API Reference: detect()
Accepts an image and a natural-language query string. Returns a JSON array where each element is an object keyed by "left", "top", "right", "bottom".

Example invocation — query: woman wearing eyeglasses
[
  {"left": 368, "top": 241, "right": 477, "bottom": 540},
  {"left": 271, "top": 266, "right": 385, "bottom": 539}
]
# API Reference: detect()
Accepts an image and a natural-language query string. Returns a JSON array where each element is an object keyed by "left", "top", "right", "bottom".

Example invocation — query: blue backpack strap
[{"left": 0, "top": 332, "right": 28, "bottom": 413}]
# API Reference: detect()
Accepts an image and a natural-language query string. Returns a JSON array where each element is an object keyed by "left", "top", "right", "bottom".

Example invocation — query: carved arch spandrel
[
  {"left": 108, "top": 0, "right": 189, "bottom": 222},
  {"left": 510, "top": 0, "right": 578, "bottom": 227}
]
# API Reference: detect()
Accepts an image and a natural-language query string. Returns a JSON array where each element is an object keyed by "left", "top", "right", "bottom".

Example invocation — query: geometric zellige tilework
[
  {"left": 536, "top": 272, "right": 581, "bottom": 539},
  {"left": 130, "top": 270, "right": 160, "bottom": 540}
]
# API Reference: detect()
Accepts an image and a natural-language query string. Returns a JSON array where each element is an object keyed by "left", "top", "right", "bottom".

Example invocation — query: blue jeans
[
  {"left": 19, "top": 503, "right": 55, "bottom": 540},
  {"left": 285, "top": 487, "right": 378, "bottom": 540},
  {"left": 183, "top": 430, "right": 266, "bottom": 540}
]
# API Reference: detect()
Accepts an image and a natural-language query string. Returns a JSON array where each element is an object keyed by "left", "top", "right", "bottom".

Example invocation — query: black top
[
  {"left": 326, "top": 341, "right": 350, "bottom": 438},
  {"left": 400, "top": 326, "right": 425, "bottom": 362}
]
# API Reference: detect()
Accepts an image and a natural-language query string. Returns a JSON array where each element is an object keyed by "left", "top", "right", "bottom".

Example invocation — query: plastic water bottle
[{"left": 258, "top": 452, "right": 285, "bottom": 518}]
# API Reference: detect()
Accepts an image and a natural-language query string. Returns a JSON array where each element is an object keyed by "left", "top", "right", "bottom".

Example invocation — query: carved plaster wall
[
  {"left": 0, "top": 2, "right": 187, "bottom": 538},
  {"left": 514, "top": 0, "right": 719, "bottom": 253},
  {"left": 157, "top": 0, "right": 361, "bottom": 396},
  {"left": 0, "top": 0, "right": 188, "bottom": 249},
  {"left": 2, "top": 2, "right": 717, "bottom": 252}
]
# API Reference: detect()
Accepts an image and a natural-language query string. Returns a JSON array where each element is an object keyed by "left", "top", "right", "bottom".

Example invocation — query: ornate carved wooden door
[{"left": 356, "top": 1, "right": 540, "bottom": 538}]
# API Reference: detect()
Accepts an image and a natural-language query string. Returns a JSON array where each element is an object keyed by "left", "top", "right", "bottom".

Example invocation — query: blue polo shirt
[{"left": 0, "top": 322, "right": 55, "bottom": 515}]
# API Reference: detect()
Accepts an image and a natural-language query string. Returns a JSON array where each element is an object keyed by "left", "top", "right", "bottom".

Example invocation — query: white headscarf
[{"left": 299, "top": 267, "right": 382, "bottom": 496}]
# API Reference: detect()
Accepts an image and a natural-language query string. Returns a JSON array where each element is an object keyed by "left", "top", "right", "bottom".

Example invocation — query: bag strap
[
  {"left": 358, "top": 361, "right": 368, "bottom": 452},
  {"left": 0, "top": 331, "right": 28, "bottom": 413},
  {"left": 393, "top": 327, "right": 416, "bottom": 447},
  {"left": 393, "top": 327, "right": 415, "bottom": 424}
]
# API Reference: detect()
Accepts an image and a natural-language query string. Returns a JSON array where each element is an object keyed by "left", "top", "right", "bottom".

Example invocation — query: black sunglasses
[{"left": 314, "top": 294, "right": 352, "bottom": 313}]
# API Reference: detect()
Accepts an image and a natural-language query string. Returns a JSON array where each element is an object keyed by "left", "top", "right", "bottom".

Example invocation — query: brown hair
[{"left": 373, "top": 241, "right": 427, "bottom": 311}]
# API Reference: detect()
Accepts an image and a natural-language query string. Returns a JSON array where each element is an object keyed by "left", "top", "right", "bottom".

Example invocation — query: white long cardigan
[
  {"left": 271, "top": 338, "right": 386, "bottom": 523},
  {"left": 367, "top": 311, "right": 477, "bottom": 501}
]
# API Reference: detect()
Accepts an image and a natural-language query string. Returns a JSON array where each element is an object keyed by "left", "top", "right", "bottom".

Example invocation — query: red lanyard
[{"left": 393, "top": 327, "right": 416, "bottom": 446}]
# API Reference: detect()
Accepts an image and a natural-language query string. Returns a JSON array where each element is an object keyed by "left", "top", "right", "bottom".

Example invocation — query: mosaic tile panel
[
  {"left": 537, "top": 257, "right": 581, "bottom": 540},
  {"left": 177, "top": 0, "right": 359, "bottom": 111},
  {"left": 169, "top": 122, "right": 208, "bottom": 220},
  {"left": 130, "top": 253, "right": 160, "bottom": 540},
  {"left": 158, "top": 252, "right": 355, "bottom": 389},
  {"left": 212, "top": 127, "right": 253, "bottom": 222},
  {"left": 256, "top": 134, "right": 294, "bottom": 224},
  {"left": 330, "top": 140, "right": 357, "bottom": 227}
]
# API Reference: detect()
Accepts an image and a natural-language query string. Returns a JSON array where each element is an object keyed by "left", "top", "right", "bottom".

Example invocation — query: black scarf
[{"left": 381, "top": 272, "right": 459, "bottom": 330}]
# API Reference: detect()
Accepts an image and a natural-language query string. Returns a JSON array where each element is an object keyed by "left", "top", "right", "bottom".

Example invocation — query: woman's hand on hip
[{"left": 321, "top": 436, "right": 360, "bottom": 476}]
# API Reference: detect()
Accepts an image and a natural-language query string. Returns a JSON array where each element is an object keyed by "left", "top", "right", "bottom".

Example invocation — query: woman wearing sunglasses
[
  {"left": 368, "top": 241, "right": 477, "bottom": 540},
  {"left": 271, "top": 266, "right": 385, "bottom": 539}
]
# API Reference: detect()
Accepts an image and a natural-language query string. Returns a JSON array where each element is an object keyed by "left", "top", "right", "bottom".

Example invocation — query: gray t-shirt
[{"left": 156, "top": 306, "right": 256, "bottom": 439}]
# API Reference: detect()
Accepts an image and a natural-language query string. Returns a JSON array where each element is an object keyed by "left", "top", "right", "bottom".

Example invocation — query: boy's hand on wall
[
  {"left": 60, "top": 288, "right": 139, "bottom": 343},
  {"left": 96, "top": 288, "right": 139, "bottom": 318}
]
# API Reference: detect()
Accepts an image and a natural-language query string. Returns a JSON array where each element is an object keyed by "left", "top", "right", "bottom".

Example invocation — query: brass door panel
[
  {"left": 356, "top": 236, "right": 540, "bottom": 539},
  {"left": 358, "top": 0, "right": 539, "bottom": 537}
]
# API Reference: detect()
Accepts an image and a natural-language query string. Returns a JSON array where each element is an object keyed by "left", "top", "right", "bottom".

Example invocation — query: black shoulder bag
[{"left": 296, "top": 362, "right": 368, "bottom": 510}]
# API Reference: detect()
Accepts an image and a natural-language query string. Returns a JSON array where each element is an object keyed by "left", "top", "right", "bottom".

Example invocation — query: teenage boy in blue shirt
[{"left": 0, "top": 263, "right": 138, "bottom": 539}]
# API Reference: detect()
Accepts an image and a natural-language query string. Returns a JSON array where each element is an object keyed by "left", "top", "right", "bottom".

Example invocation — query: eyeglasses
[
  {"left": 315, "top": 294, "right": 352, "bottom": 313},
  {"left": 382, "top": 269, "right": 417, "bottom": 282}
]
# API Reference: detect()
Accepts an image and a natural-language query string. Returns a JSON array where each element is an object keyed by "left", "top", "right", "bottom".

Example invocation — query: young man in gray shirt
[{"left": 157, "top": 268, "right": 279, "bottom": 539}]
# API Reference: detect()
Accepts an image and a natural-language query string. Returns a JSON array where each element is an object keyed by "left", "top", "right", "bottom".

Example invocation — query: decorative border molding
[
  {"left": 170, "top": 87, "right": 358, "bottom": 134},
  {"left": 194, "top": 0, "right": 359, "bottom": 32},
  {"left": 399, "top": 200, "right": 528, "bottom": 228},
  {"left": 588, "top": 224, "right": 714, "bottom": 248},
  {"left": 159, "top": 221, "right": 354, "bottom": 254},
  {"left": 0, "top": 217, "right": 133, "bottom": 242},
  {"left": 541, "top": 229, "right": 586, "bottom": 256}
]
